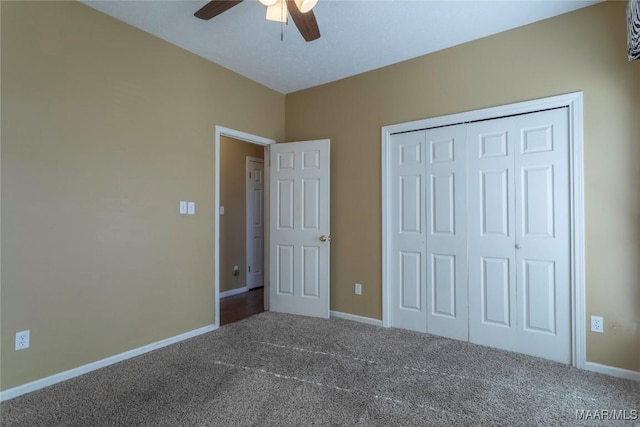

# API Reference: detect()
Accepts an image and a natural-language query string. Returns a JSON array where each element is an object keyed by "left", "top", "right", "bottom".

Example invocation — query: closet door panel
[
  {"left": 425, "top": 124, "right": 468, "bottom": 341},
  {"left": 390, "top": 131, "right": 428, "bottom": 332},
  {"left": 514, "top": 108, "right": 570, "bottom": 363},
  {"left": 467, "top": 117, "right": 518, "bottom": 350}
]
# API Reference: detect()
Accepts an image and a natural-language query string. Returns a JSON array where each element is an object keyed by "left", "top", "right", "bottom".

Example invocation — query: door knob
[
  {"left": 319, "top": 235, "right": 331, "bottom": 242},
  {"left": 515, "top": 243, "right": 522, "bottom": 250}
]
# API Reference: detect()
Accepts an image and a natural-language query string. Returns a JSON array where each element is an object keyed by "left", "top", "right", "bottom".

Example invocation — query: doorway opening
[{"left": 214, "top": 126, "right": 274, "bottom": 327}]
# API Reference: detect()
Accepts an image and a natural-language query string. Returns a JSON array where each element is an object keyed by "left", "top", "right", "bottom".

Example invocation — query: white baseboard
[
  {"left": 584, "top": 361, "right": 640, "bottom": 381},
  {"left": 220, "top": 286, "right": 248, "bottom": 299},
  {"left": 330, "top": 310, "right": 383, "bottom": 327},
  {"left": 0, "top": 324, "right": 218, "bottom": 402}
]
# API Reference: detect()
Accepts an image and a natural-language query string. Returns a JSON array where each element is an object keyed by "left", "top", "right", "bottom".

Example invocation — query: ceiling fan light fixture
[
  {"left": 294, "top": 0, "right": 318, "bottom": 13},
  {"left": 259, "top": 0, "right": 278, "bottom": 6},
  {"left": 266, "top": 0, "right": 287, "bottom": 22}
]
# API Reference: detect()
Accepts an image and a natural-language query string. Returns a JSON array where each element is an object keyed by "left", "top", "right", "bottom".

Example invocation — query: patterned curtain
[{"left": 630, "top": 0, "right": 640, "bottom": 61}]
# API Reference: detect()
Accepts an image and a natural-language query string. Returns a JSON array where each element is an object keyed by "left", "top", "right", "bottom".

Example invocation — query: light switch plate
[
  {"left": 355, "top": 283, "right": 362, "bottom": 295},
  {"left": 179, "top": 201, "right": 187, "bottom": 215},
  {"left": 220, "top": 206, "right": 225, "bottom": 215},
  {"left": 187, "top": 202, "right": 195, "bottom": 215}
]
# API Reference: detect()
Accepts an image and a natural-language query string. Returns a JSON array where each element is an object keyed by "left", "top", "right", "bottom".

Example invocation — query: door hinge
[
  {"left": 249, "top": 171, "right": 252, "bottom": 179},
  {"left": 248, "top": 265, "right": 251, "bottom": 272}
]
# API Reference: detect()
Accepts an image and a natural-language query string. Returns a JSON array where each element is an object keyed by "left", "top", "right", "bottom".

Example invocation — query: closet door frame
[{"left": 381, "top": 91, "right": 585, "bottom": 369}]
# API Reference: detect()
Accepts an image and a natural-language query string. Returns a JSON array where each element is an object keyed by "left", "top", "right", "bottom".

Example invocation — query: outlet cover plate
[
  {"left": 591, "top": 316, "right": 603, "bottom": 333},
  {"left": 355, "top": 283, "right": 362, "bottom": 295},
  {"left": 15, "top": 330, "right": 30, "bottom": 350}
]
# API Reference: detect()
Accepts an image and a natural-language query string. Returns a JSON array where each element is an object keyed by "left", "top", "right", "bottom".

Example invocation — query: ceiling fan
[{"left": 194, "top": 0, "right": 321, "bottom": 42}]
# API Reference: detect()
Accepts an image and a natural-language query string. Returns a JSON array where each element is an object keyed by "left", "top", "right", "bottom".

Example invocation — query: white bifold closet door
[
  {"left": 390, "top": 125, "right": 468, "bottom": 339},
  {"left": 467, "top": 108, "right": 570, "bottom": 363},
  {"left": 390, "top": 108, "right": 570, "bottom": 364}
]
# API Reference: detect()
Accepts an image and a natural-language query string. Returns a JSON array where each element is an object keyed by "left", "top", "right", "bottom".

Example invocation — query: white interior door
[
  {"left": 246, "top": 158, "right": 264, "bottom": 290},
  {"left": 468, "top": 108, "right": 570, "bottom": 363},
  {"left": 269, "top": 139, "right": 330, "bottom": 318}
]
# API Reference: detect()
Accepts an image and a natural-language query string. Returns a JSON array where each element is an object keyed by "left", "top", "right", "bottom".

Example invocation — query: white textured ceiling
[{"left": 82, "top": 0, "right": 599, "bottom": 94}]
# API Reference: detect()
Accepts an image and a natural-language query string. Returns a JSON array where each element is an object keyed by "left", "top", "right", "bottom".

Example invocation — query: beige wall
[
  {"left": 1, "top": 1, "right": 284, "bottom": 390},
  {"left": 220, "top": 137, "right": 265, "bottom": 293},
  {"left": 286, "top": 2, "right": 640, "bottom": 371}
]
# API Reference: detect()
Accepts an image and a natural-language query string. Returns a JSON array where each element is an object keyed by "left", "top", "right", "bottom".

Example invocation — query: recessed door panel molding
[
  {"left": 521, "top": 125, "right": 553, "bottom": 154},
  {"left": 302, "top": 178, "right": 320, "bottom": 230},
  {"left": 400, "top": 251, "right": 422, "bottom": 311},
  {"left": 479, "top": 132, "right": 508, "bottom": 158},
  {"left": 277, "top": 245, "right": 294, "bottom": 295},
  {"left": 278, "top": 152, "right": 295, "bottom": 170},
  {"left": 481, "top": 257, "right": 511, "bottom": 326},
  {"left": 253, "top": 189, "right": 263, "bottom": 226},
  {"left": 522, "top": 166, "right": 555, "bottom": 238},
  {"left": 430, "top": 173, "right": 455, "bottom": 236},
  {"left": 480, "top": 169, "right": 510, "bottom": 237},
  {"left": 431, "top": 138, "right": 455, "bottom": 163},
  {"left": 302, "top": 246, "right": 320, "bottom": 298},
  {"left": 523, "top": 259, "right": 556, "bottom": 334},
  {"left": 302, "top": 150, "right": 320, "bottom": 170},
  {"left": 253, "top": 237, "right": 263, "bottom": 274},
  {"left": 277, "top": 180, "right": 294, "bottom": 230},
  {"left": 432, "top": 254, "right": 456, "bottom": 318},
  {"left": 400, "top": 175, "right": 422, "bottom": 234},
  {"left": 401, "top": 140, "right": 423, "bottom": 166}
]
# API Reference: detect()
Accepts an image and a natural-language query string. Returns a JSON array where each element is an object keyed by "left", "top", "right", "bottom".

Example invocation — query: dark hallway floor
[{"left": 220, "top": 287, "right": 264, "bottom": 325}]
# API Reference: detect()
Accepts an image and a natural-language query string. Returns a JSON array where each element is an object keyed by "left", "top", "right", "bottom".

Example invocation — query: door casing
[{"left": 381, "top": 92, "right": 585, "bottom": 369}]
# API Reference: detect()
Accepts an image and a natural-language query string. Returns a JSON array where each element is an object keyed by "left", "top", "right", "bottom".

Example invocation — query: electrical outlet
[
  {"left": 355, "top": 283, "right": 362, "bottom": 295},
  {"left": 15, "top": 330, "right": 30, "bottom": 350},
  {"left": 591, "top": 316, "right": 604, "bottom": 333}
]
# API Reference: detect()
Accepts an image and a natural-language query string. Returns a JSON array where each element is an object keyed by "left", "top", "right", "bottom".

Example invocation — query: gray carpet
[{"left": 2, "top": 312, "right": 639, "bottom": 426}]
